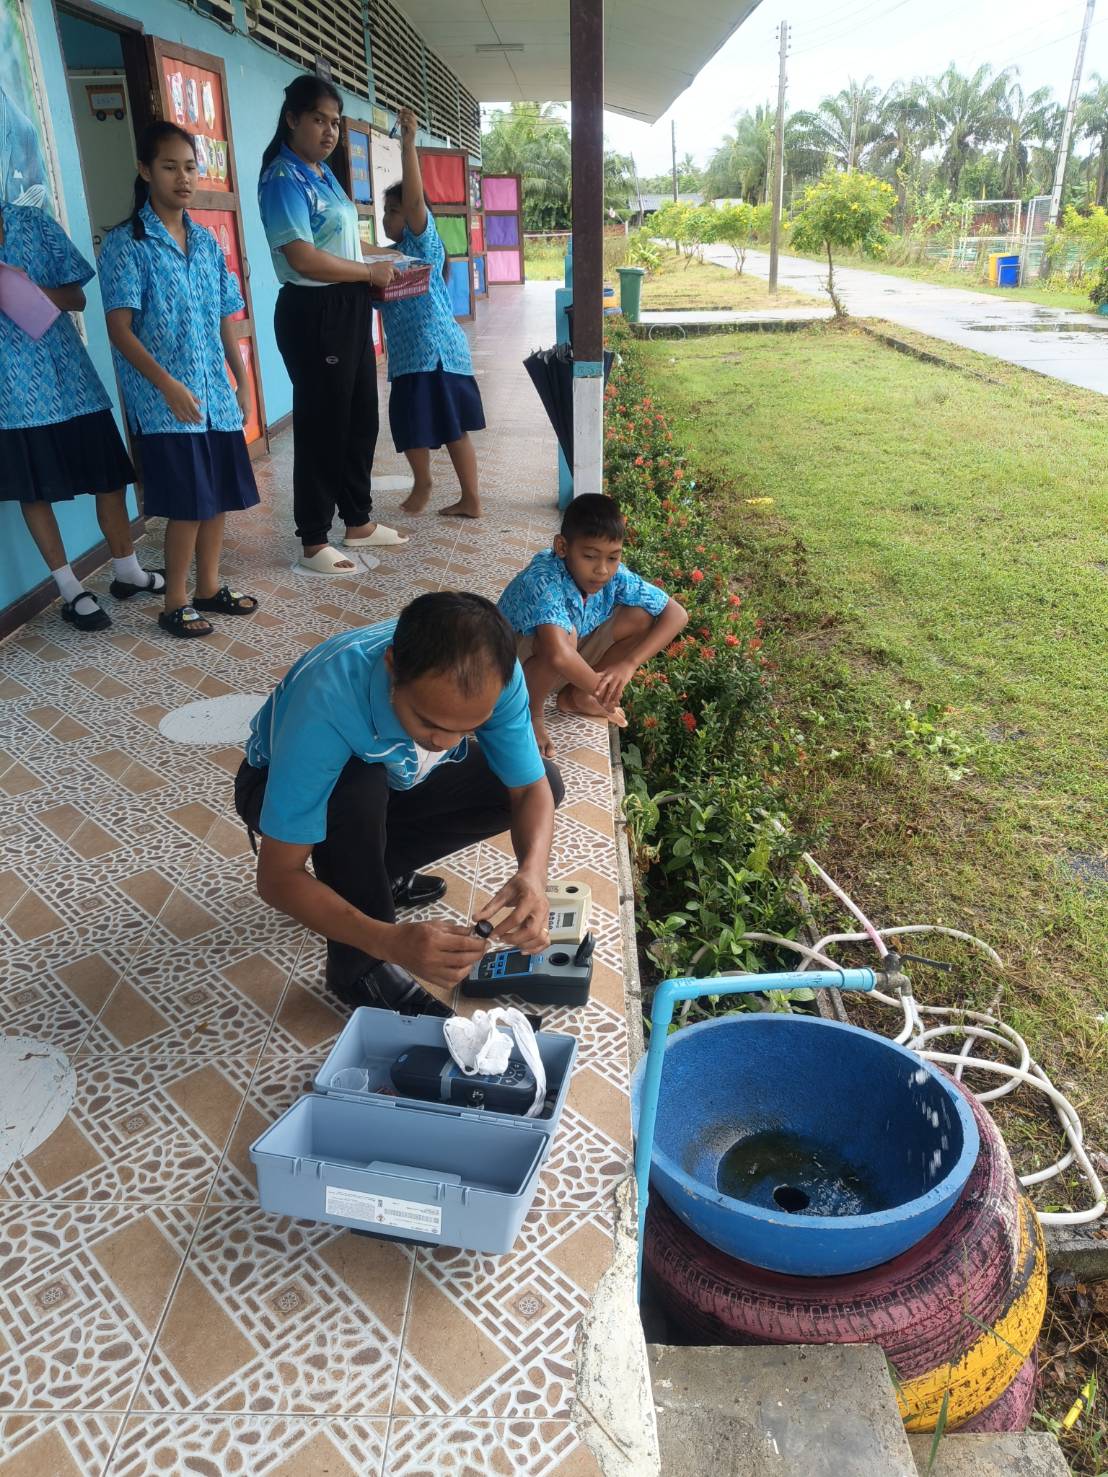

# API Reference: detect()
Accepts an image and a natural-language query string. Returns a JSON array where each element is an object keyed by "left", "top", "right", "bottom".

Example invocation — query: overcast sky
[{"left": 600, "top": 0, "right": 1106, "bottom": 174}]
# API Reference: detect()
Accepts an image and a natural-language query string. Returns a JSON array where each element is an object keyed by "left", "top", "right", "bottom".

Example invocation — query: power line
[{"left": 790, "top": 0, "right": 915, "bottom": 56}]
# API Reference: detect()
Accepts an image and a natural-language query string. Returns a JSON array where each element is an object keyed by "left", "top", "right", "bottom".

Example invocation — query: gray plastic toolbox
[{"left": 249, "top": 1008, "right": 577, "bottom": 1253}]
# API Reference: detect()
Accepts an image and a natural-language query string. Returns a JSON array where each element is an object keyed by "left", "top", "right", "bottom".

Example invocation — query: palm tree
[
  {"left": 868, "top": 79, "right": 932, "bottom": 223},
  {"left": 1078, "top": 72, "right": 1108, "bottom": 205},
  {"left": 996, "top": 80, "right": 1056, "bottom": 198},
  {"left": 481, "top": 103, "right": 571, "bottom": 230},
  {"left": 791, "top": 77, "right": 883, "bottom": 173},
  {"left": 705, "top": 106, "right": 815, "bottom": 204},
  {"left": 926, "top": 63, "right": 1010, "bottom": 198}
]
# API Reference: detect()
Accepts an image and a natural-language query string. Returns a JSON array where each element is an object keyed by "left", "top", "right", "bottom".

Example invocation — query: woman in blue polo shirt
[
  {"left": 258, "top": 75, "right": 406, "bottom": 576},
  {"left": 0, "top": 202, "right": 163, "bottom": 630},
  {"left": 100, "top": 122, "right": 259, "bottom": 639}
]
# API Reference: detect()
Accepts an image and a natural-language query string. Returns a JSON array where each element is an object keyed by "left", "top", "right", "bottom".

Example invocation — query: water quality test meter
[{"left": 463, "top": 934, "right": 595, "bottom": 1007}]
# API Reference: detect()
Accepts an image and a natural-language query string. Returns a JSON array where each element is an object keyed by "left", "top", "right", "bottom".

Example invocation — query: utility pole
[
  {"left": 671, "top": 119, "right": 679, "bottom": 202},
  {"left": 1048, "top": 0, "right": 1096, "bottom": 226},
  {"left": 847, "top": 87, "right": 861, "bottom": 174},
  {"left": 768, "top": 20, "right": 789, "bottom": 295}
]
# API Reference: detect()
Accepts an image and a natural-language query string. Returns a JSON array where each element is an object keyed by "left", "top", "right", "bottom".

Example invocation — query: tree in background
[
  {"left": 789, "top": 170, "right": 895, "bottom": 315},
  {"left": 481, "top": 102, "right": 633, "bottom": 230},
  {"left": 1078, "top": 73, "right": 1108, "bottom": 207},
  {"left": 709, "top": 202, "right": 756, "bottom": 273},
  {"left": 927, "top": 64, "right": 1011, "bottom": 198},
  {"left": 868, "top": 80, "right": 932, "bottom": 225},
  {"left": 996, "top": 80, "right": 1057, "bottom": 199},
  {"left": 641, "top": 153, "right": 704, "bottom": 195},
  {"left": 791, "top": 77, "right": 883, "bottom": 173}
]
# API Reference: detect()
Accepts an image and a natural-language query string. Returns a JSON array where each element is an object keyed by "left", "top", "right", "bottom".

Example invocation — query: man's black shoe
[
  {"left": 327, "top": 958, "right": 454, "bottom": 1018},
  {"left": 391, "top": 872, "right": 447, "bottom": 910}
]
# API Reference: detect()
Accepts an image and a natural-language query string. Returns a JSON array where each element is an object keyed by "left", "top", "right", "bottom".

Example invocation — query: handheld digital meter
[{"left": 463, "top": 934, "right": 595, "bottom": 1007}]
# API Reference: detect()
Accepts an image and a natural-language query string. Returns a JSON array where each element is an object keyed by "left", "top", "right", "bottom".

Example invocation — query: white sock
[
  {"left": 112, "top": 553, "right": 146, "bottom": 585},
  {"left": 50, "top": 564, "right": 98, "bottom": 616}
]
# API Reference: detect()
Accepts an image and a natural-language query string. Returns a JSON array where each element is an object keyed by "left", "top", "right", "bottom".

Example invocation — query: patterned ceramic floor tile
[
  {"left": 393, "top": 1209, "right": 613, "bottom": 1420},
  {"left": 135, "top": 1206, "right": 413, "bottom": 1417},
  {"left": 0, "top": 1202, "right": 199, "bottom": 1413},
  {"left": 384, "top": 1420, "right": 601, "bottom": 1476},
  {"left": 106, "top": 1414, "right": 387, "bottom": 1476},
  {"left": 0, "top": 1415, "right": 120, "bottom": 1476},
  {"left": 1, "top": 1046, "right": 254, "bottom": 1204}
]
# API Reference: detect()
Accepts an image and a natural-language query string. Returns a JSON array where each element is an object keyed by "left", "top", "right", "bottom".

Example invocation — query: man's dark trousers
[{"left": 235, "top": 743, "right": 564, "bottom": 991}]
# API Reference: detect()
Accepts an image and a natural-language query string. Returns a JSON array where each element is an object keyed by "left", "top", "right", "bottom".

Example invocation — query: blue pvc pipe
[{"left": 634, "top": 968, "right": 877, "bottom": 1289}]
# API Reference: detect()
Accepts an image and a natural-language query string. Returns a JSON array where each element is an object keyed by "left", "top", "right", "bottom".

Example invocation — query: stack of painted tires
[{"left": 645, "top": 1082, "right": 1047, "bottom": 1433}]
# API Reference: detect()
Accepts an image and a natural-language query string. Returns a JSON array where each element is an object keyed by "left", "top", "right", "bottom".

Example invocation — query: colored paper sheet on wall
[
  {"left": 487, "top": 213, "right": 519, "bottom": 248},
  {"left": 487, "top": 249, "right": 521, "bottom": 284},
  {"left": 482, "top": 176, "right": 518, "bottom": 211},
  {"left": 421, "top": 153, "right": 465, "bottom": 205},
  {"left": 447, "top": 258, "right": 471, "bottom": 316},
  {"left": 473, "top": 254, "right": 487, "bottom": 295},
  {"left": 470, "top": 216, "right": 485, "bottom": 253},
  {"left": 162, "top": 57, "right": 230, "bottom": 192},
  {"left": 436, "top": 214, "right": 469, "bottom": 256}
]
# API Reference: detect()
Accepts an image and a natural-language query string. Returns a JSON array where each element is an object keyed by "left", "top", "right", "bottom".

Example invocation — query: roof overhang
[{"left": 389, "top": 2, "right": 764, "bottom": 124}]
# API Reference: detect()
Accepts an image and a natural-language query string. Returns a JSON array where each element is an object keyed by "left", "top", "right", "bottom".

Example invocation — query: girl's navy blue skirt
[
  {"left": 136, "top": 428, "right": 260, "bottom": 521},
  {"left": 0, "top": 409, "right": 134, "bottom": 504},
  {"left": 388, "top": 367, "right": 485, "bottom": 453}
]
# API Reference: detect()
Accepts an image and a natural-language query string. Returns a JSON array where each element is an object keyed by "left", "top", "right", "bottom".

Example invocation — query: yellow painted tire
[{"left": 896, "top": 1194, "right": 1047, "bottom": 1432}]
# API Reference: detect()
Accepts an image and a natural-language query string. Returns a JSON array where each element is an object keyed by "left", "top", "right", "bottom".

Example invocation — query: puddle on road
[{"left": 966, "top": 321, "right": 1108, "bottom": 335}]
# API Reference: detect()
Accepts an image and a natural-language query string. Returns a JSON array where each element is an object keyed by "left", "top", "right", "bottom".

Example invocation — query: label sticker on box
[{"left": 325, "top": 1185, "right": 442, "bottom": 1235}]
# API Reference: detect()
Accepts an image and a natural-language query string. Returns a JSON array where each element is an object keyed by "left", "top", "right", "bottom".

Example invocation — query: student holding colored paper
[{"left": 0, "top": 200, "right": 163, "bottom": 631}]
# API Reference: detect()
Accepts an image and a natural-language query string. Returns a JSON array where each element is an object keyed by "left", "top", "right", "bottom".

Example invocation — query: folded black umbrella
[{"left": 523, "top": 341, "right": 614, "bottom": 466}]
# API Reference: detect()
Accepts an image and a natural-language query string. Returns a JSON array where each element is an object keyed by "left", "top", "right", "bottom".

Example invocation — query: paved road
[{"left": 701, "top": 245, "right": 1108, "bottom": 396}]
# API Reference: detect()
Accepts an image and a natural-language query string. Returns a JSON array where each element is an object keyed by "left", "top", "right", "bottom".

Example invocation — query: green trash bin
[{"left": 618, "top": 266, "right": 645, "bottom": 323}]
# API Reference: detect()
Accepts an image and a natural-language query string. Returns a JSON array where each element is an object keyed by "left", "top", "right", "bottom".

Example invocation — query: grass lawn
[
  {"left": 637, "top": 323, "right": 1107, "bottom": 1163},
  {"left": 779, "top": 248, "right": 1099, "bottom": 315},
  {"left": 523, "top": 240, "right": 566, "bottom": 280},
  {"left": 638, "top": 321, "right": 1108, "bottom": 1469},
  {"left": 641, "top": 253, "right": 822, "bottom": 311}
]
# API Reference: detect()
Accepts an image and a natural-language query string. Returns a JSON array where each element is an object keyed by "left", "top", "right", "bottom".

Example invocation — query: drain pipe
[{"left": 634, "top": 967, "right": 878, "bottom": 1290}]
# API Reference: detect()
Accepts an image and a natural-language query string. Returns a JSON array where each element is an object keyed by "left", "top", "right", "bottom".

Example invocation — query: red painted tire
[
  {"left": 645, "top": 1081, "right": 1020, "bottom": 1379},
  {"left": 956, "top": 1347, "right": 1037, "bottom": 1433}
]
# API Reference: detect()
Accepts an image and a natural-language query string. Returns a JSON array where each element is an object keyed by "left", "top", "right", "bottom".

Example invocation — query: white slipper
[
  {"left": 298, "top": 546, "right": 361, "bottom": 575},
  {"left": 342, "top": 523, "right": 409, "bottom": 548}
]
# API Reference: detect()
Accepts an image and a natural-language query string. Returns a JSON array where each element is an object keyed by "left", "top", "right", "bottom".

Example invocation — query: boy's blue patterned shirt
[
  {"left": 98, "top": 203, "right": 244, "bottom": 435},
  {"left": 377, "top": 211, "right": 474, "bottom": 381},
  {"left": 246, "top": 620, "right": 545, "bottom": 845},
  {"left": 498, "top": 548, "right": 670, "bottom": 639},
  {"left": 258, "top": 144, "right": 360, "bottom": 287},
  {"left": 0, "top": 203, "right": 111, "bottom": 430}
]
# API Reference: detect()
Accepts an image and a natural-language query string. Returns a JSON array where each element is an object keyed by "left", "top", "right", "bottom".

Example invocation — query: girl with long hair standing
[
  {"left": 258, "top": 75, "right": 407, "bottom": 575},
  {"left": 99, "top": 122, "right": 260, "bottom": 638},
  {"left": 0, "top": 201, "right": 163, "bottom": 630}
]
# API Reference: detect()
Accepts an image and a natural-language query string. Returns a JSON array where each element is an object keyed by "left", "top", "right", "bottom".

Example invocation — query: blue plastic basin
[{"left": 631, "top": 1015, "right": 979, "bottom": 1276}]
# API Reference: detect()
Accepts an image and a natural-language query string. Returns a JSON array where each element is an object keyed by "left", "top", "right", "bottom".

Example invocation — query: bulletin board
[
  {"left": 417, "top": 145, "right": 475, "bottom": 321},
  {"left": 482, "top": 174, "right": 524, "bottom": 284},
  {"left": 148, "top": 38, "right": 267, "bottom": 450}
]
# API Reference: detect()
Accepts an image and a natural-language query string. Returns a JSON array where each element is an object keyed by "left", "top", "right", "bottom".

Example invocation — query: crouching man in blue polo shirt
[{"left": 234, "top": 591, "right": 563, "bottom": 1017}]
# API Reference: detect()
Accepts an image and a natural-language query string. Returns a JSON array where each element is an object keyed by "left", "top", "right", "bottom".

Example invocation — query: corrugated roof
[{"left": 387, "top": 1, "right": 763, "bottom": 124}]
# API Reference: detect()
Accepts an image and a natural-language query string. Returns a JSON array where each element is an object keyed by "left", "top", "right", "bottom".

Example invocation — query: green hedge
[{"left": 603, "top": 329, "right": 816, "bottom": 993}]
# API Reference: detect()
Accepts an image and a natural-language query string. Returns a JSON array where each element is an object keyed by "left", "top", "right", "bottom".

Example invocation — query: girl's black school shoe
[
  {"left": 109, "top": 568, "right": 166, "bottom": 600},
  {"left": 61, "top": 593, "right": 111, "bottom": 632}
]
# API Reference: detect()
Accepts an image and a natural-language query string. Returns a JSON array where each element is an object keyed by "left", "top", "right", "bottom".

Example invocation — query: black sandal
[
  {"left": 110, "top": 568, "right": 166, "bottom": 600},
  {"left": 60, "top": 592, "right": 111, "bottom": 632},
  {"left": 192, "top": 585, "right": 258, "bottom": 615},
  {"left": 157, "top": 604, "right": 213, "bottom": 639}
]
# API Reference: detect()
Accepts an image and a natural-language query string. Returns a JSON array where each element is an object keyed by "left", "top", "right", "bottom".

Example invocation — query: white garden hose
[{"left": 735, "top": 836, "right": 1106, "bottom": 1226}]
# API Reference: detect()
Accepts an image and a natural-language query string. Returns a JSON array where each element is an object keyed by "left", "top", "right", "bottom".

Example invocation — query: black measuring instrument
[
  {"left": 462, "top": 933, "right": 595, "bottom": 1007},
  {"left": 390, "top": 1046, "right": 537, "bottom": 1114}
]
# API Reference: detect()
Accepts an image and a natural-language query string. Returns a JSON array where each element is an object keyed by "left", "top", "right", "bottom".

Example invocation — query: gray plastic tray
[{"left": 249, "top": 1008, "right": 578, "bottom": 1253}]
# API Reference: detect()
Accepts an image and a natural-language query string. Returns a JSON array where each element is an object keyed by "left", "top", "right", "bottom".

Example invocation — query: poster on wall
[
  {"left": 348, "top": 129, "right": 371, "bottom": 205},
  {"left": 190, "top": 208, "right": 246, "bottom": 321},
  {"left": 1, "top": 0, "right": 62, "bottom": 215},
  {"left": 161, "top": 55, "right": 231, "bottom": 193}
]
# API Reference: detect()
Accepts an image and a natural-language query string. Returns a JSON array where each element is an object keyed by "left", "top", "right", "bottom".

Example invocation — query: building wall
[{"left": 2, "top": 0, "right": 459, "bottom": 621}]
